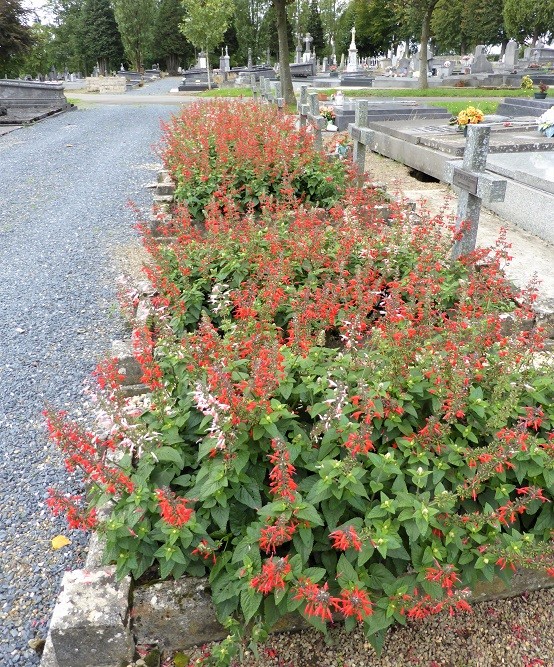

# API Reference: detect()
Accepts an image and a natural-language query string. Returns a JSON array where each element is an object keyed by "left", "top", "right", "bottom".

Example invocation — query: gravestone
[
  {"left": 0, "top": 80, "right": 72, "bottom": 124},
  {"left": 303, "top": 33, "right": 313, "bottom": 63},
  {"left": 295, "top": 34, "right": 303, "bottom": 64},
  {"left": 471, "top": 45, "right": 493, "bottom": 74},
  {"left": 504, "top": 40, "right": 518, "bottom": 70},
  {"left": 444, "top": 126, "right": 507, "bottom": 259}
]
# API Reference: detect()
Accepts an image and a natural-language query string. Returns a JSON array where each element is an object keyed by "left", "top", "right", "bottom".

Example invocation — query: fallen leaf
[
  {"left": 173, "top": 653, "right": 190, "bottom": 667},
  {"left": 51, "top": 535, "right": 71, "bottom": 550}
]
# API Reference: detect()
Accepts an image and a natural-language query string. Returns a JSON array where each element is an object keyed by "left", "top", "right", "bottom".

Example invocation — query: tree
[
  {"left": 503, "top": 0, "right": 554, "bottom": 46},
  {"left": 340, "top": 0, "right": 398, "bottom": 57},
  {"left": 396, "top": 0, "right": 439, "bottom": 88},
  {"left": 305, "top": 0, "right": 325, "bottom": 55},
  {"left": 0, "top": 0, "right": 34, "bottom": 76},
  {"left": 112, "top": 0, "right": 156, "bottom": 71},
  {"left": 273, "top": 0, "right": 295, "bottom": 105},
  {"left": 18, "top": 23, "right": 57, "bottom": 77},
  {"left": 152, "top": 0, "right": 194, "bottom": 74},
  {"left": 432, "top": 0, "right": 507, "bottom": 54},
  {"left": 46, "top": 0, "right": 87, "bottom": 74},
  {"left": 180, "top": 0, "right": 234, "bottom": 88},
  {"left": 233, "top": 0, "right": 270, "bottom": 65},
  {"left": 259, "top": 2, "right": 294, "bottom": 61},
  {"left": 81, "top": 0, "right": 124, "bottom": 75}
]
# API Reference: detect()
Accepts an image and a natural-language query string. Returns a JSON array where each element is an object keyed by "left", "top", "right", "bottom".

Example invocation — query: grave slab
[{"left": 352, "top": 117, "right": 554, "bottom": 244}]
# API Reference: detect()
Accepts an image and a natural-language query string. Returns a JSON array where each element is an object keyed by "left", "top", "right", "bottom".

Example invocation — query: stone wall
[{"left": 86, "top": 76, "right": 127, "bottom": 94}]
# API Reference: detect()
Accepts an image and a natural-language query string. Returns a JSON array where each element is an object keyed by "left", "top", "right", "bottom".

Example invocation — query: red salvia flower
[{"left": 155, "top": 488, "right": 194, "bottom": 527}]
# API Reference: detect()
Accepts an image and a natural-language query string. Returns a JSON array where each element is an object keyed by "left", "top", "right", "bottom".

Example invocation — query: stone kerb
[
  {"left": 86, "top": 77, "right": 127, "bottom": 94},
  {"left": 40, "top": 163, "right": 554, "bottom": 667}
]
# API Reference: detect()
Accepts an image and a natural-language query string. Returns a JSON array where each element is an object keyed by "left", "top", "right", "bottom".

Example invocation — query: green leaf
[
  {"left": 295, "top": 503, "right": 324, "bottom": 526},
  {"left": 337, "top": 554, "right": 359, "bottom": 588},
  {"left": 154, "top": 446, "right": 184, "bottom": 467},
  {"left": 241, "top": 586, "right": 263, "bottom": 624}
]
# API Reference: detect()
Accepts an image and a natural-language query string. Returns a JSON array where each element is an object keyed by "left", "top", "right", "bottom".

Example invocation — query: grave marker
[
  {"left": 444, "top": 125, "right": 507, "bottom": 259},
  {"left": 298, "top": 85, "right": 309, "bottom": 128},
  {"left": 307, "top": 91, "right": 326, "bottom": 150}
]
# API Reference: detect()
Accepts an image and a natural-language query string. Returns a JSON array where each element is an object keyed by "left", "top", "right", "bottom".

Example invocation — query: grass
[
  {"left": 318, "top": 87, "right": 554, "bottom": 99},
  {"left": 194, "top": 87, "right": 253, "bottom": 98},
  {"left": 428, "top": 100, "right": 499, "bottom": 115}
]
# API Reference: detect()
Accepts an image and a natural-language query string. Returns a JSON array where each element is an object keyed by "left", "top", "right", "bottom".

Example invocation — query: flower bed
[{"left": 47, "top": 101, "right": 554, "bottom": 666}]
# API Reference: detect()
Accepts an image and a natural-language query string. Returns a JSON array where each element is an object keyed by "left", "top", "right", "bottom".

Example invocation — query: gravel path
[{"left": 0, "top": 96, "right": 180, "bottom": 666}]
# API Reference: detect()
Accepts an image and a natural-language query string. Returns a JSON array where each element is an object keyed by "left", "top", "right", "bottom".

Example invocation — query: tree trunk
[
  {"left": 418, "top": 5, "right": 435, "bottom": 90},
  {"left": 166, "top": 54, "right": 179, "bottom": 76},
  {"left": 207, "top": 47, "right": 212, "bottom": 89},
  {"left": 273, "top": 0, "right": 295, "bottom": 106},
  {"left": 98, "top": 57, "right": 108, "bottom": 76}
]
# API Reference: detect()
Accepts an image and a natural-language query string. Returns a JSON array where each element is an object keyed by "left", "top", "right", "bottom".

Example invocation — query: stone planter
[{"left": 534, "top": 92, "right": 547, "bottom": 99}]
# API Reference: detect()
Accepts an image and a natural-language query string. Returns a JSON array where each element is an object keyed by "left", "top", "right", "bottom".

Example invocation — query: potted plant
[
  {"left": 535, "top": 81, "right": 549, "bottom": 99},
  {"left": 320, "top": 105, "right": 337, "bottom": 131}
]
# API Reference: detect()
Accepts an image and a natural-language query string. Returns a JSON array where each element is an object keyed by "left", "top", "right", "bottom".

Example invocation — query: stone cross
[
  {"left": 307, "top": 91, "right": 326, "bottom": 150},
  {"left": 298, "top": 84, "right": 309, "bottom": 128},
  {"left": 445, "top": 125, "right": 507, "bottom": 259},
  {"left": 304, "top": 33, "right": 313, "bottom": 55},
  {"left": 352, "top": 100, "right": 369, "bottom": 174}
]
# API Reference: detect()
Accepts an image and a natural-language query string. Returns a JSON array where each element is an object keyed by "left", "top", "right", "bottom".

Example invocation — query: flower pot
[
  {"left": 326, "top": 121, "right": 338, "bottom": 132},
  {"left": 318, "top": 93, "right": 328, "bottom": 101},
  {"left": 534, "top": 92, "right": 547, "bottom": 99}
]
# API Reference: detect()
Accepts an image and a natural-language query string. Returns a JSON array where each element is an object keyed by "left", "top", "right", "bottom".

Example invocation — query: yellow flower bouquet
[{"left": 456, "top": 105, "right": 484, "bottom": 126}]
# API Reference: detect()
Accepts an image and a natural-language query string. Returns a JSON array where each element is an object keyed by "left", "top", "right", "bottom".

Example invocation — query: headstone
[
  {"left": 347, "top": 26, "right": 358, "bottom": 72},
  {"left": 471, "top": 45, "right": 493, "bottom": 73},
  {"left": 504, "top": 40, "right": 518, "bottom": 69},
  {"left": 307, "top": 91, "right": 326, "bottom": 150},
  {"left": 353, "top": 100, "right": 369, "bottom": 174},
  {"left": 295, "top": 34, "right": 303, "bottom": 64},
  {"left": 198, "top": 51, "right": 207, "bottom": 69},
  {"left": 322, "top": 57, "right": 328, "bottom": 72},
  {"left": 445, "top": 126, "right": 507, "bottom": 259},
  {"left": 247, "top": 48, "right": 253, "bottom": 70},
  {"left": 398, "top": 57, "right": 410, "bottom": 76},
  {"left": 303, "top": 33, "right": 313, "bottom": 64}
]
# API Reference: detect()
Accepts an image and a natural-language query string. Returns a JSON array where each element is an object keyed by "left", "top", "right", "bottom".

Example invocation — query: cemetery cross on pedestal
[{"left": 445, "top": 125, "right": 507, "bottom": 260}]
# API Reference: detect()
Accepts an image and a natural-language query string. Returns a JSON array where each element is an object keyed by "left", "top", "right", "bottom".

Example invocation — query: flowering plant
[
  {"left": 46, "top": 101, "right": 554, "bottom": 667},
  {"left": 521, "top": 75, "right": 534, "bottom": 91},
  {"left": 537, "top": 81, "right": 549, "bottom": 94},
  {"left": 319, "top": 105, "right": 336, "bottom": 122},
  {"left": 537, "top": 105, "right": 554, "bottom": 137}
]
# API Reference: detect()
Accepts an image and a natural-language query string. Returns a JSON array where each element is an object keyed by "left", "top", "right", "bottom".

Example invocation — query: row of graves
[
  {"left": 253, "top": 77, "right": 554, "bottom": 250},
  {"left": 179, "top": 33, "right": 554, "bottom": 93}
]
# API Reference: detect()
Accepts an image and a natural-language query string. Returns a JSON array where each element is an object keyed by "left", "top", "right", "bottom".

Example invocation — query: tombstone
[
  {"left": 303, "top": 33, "right": 313, "bottom": 63},
  {"left": 340, "top": 53, "right": 345, "bottom": 69},
  {"left": 266, "top": 47, "right": 271, "bottom": 66},
  {"left": 347, "top": 26, "right": 358, "bottom": 72},
  {"left": 352, "top": 100, "right": 369, "bottom": 176},
  {"left": 297, "top": 84, "right": 309, "bottom": 128},
  {"left": 295, "top": 34, "right": 303, "bottom": 65},
  {"left": 322, "top": 57, "right": 328, "bottom": 73},
  {"left": 197, "top": 51, "right": 208, "bottom": 69},
  {"left": 504, "top": 40, "right": 518, "bottom": 70},
  {"left": 219, "top": 46, "right": 230, "bottom": 74},
  {"left": 398, "top": 57, "right": 410, "bottom": 76},
  {"left": 445, "top": 126, "right": 507, "bottom": 259},
  {"left": 471, "top": 45, "right": 493, "bottom": 74},
  {"left": 307, "top": 91, "right": 326, "bottom": 150},
  {"left": 247, "top": 48, "right": 253, "bottom": 70}
]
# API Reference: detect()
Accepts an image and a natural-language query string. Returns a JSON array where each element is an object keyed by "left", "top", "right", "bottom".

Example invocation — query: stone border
[{"left": 40, "top": 165, "right": 554, "bottom": 667}]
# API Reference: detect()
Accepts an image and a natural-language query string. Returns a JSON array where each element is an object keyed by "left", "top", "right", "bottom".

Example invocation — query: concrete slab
[
  {"left": 356, "top": 118, "right": 554, "bottom": 244},
  {"left": 486, "top": 151, "right": 554, "bottom": 195}
]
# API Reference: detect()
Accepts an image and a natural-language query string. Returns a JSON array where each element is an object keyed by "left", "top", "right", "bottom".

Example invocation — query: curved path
[{"left": 0, "top": 77, "right": 182, "bottom": 667}]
